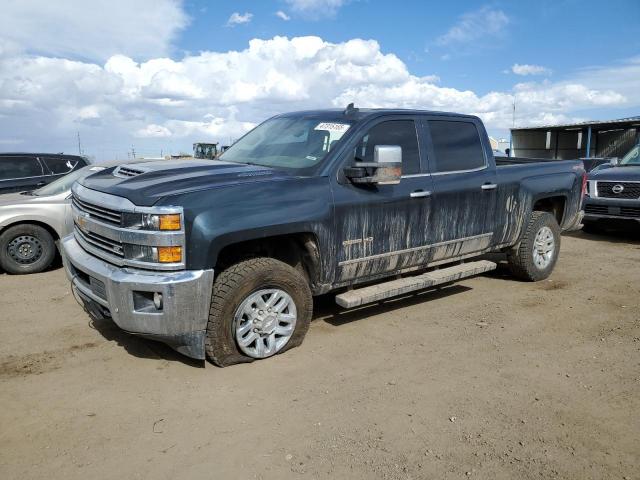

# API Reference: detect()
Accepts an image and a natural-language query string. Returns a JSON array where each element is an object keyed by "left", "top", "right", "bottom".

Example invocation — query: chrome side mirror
[{"left": 344, "top": 145, "right": 402, "bottom": 185}]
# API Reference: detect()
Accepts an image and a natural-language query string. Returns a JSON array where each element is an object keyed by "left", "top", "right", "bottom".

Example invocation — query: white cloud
[
  {"left": 511, "top": 64, "right": 551, "bottom": 76},
  {"left": 0, "top": 31, "right": 634, "bottom": 159},
  {"left": 0, "top": 0, "right": 189, "bottom": 61},
  {"left": 226, "top": 12, "right": 253, "bottom": 27},
  {"left": 276, "top": 11, "right": 291, "bottom": 21},
  {"left": 437, "top": 6, "right": 509, "bottom": 46},
  {"left": 284, "top": 0, "right": 347, "bottom": 18}
]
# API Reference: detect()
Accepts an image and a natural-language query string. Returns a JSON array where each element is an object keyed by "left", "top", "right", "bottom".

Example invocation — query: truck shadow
[
  {"left": 314, "top": 284, "right": 472, "bottom": 327},
  {"left": 88, "top": 318, "right": 205, "bottom": 367},
  {"left": 87, "top": 282, "right": 479, "bottom": 363}
]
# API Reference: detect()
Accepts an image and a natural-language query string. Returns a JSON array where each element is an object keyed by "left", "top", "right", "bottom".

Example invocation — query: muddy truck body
[{"left": 61, "top": 108, "right": 585, "bottom": 365}]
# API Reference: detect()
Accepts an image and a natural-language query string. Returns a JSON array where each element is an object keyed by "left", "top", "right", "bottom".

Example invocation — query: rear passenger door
[
  {"left": 423, "top": 117, "right": 497, "bottom": 262},
  {"left": 0, "top": 156, "right": 46, "bottom": 194}
]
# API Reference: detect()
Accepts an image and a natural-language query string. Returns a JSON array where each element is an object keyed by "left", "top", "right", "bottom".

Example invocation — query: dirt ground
[{"left": 0, "top": 229, "right": 638, "bottom": 480}]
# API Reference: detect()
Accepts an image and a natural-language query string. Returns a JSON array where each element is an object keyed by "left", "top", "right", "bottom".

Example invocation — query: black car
[
  {"left": 0, "top": 153, "right": 90, "bottom": 195},
  {"left": 583, "top": 144, "right": 640, "bottom": 232}
]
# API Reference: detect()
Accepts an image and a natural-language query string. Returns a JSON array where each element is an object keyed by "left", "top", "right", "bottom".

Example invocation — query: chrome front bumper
[{"left": 61, "top": 235, "right": 214, "bottom": 359}]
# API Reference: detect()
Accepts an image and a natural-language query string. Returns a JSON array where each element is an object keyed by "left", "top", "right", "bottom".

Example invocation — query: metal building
[{"left": 510, "top": 116, "right": 640, "bottom": 161}]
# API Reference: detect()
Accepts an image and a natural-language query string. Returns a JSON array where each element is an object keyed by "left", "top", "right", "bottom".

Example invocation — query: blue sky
[
  {"left": 0, "top": 0, "right": 638, "bottom": 159},
  {"left": 179, "top": 0, "right": 639, "bottom": 94}
]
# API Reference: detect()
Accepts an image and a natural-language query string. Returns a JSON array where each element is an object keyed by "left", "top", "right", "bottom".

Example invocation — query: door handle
[
  {"left": 410, "top": 190, "right": 432, "bottom": 198},
  {"left": 481, "top": 183, "right": 497, "bottom": 191}
]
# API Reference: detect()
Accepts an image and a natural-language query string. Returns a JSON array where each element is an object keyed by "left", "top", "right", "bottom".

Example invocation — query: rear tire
[
  {"left": 0, "top": 224, "right": 56, "bottom": 274},
  {"left": 507, "top": 211, "right": 561, "bottom": 281},
  {"left": 205, "top": 257, "right": 313, "bottom": 367}
]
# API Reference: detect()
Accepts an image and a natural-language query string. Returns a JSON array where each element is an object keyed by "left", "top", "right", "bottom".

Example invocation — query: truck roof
[{"left": 278, "top": 108, "right": 480, "bottom": 122}]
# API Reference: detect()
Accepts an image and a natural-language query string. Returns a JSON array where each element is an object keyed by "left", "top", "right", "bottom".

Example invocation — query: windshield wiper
[{"left": 20, "top": 190, "right": 36, "bottom": 196}]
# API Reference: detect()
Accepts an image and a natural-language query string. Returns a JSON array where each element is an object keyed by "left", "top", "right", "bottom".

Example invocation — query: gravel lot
[{"left": 1, "top": 229, "right": 639, "bottom": 480}]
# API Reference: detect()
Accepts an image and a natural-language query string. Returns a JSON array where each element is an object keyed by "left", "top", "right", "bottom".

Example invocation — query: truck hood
[
  {"left": 78, "top": 159, "right": 290, "bottom": 206},
  {"left": 589, "top": 165, "right": 640, "bottom": 181}
]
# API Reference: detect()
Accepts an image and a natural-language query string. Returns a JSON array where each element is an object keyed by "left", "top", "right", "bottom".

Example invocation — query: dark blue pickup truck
[
  {"left": 583, "top": 144, "right": 640, "bottom": 231},
  {"left": 61, "top": 107, "right": 585, "bottom": 366}
]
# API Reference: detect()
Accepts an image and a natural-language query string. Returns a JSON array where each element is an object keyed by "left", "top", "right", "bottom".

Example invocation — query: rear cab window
[
  {"left": 354, "top": 120, "right": 421, "bottom": 175},
  {"left": 427, "top": 120, "right": 486, "bottom": 173},
  {"left": 0, "top": 156, "right": 44, "bottom": 180}
]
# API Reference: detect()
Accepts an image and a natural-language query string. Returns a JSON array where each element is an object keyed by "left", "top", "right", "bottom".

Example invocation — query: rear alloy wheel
[
  {"left": 508, "top": 211, "right": 561, "bottom": 281},
  {"left": 532, "top": 226, "right": 556, "bottom": 270},
  {"left": 0, "top": 224, "right": 56, "bottom": 274}
]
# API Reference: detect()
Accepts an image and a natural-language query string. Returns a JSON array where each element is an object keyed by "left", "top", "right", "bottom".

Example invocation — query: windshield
[
  {"left": 619, "top": 145, "right": 640, "bottom": 166},
  {"left": 220, "top": 116, "right": 353, "bottom": 171},
  {"left": 34, "top": 165, "right": 105, "bottom": 196}
]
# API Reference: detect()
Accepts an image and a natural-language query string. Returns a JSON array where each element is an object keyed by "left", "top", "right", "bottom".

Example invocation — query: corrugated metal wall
[{"left": 512, "top": 127, "right": 638, "bottom": 159}]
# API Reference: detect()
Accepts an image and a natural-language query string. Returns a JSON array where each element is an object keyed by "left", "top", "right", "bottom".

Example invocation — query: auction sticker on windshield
[{"left": 314, "top": 122, "right": 351, "bottom": 133}]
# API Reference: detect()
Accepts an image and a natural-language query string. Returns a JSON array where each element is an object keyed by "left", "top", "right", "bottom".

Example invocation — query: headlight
[{"left": 122, "top": 213, "right": 182, "bottom": 231}]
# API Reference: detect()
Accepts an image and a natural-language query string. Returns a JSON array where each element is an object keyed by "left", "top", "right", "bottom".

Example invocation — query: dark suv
[{"left": 0, "top": 153, "right": 90, "bottom": 195}]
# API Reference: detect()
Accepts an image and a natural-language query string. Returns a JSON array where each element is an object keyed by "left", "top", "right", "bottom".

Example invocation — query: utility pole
[
  {"left": 508, "top": 94, "right": 516, "bottom": 157},
  {"left": 76, "top": 131, "right": 83, "bottom": 155}
]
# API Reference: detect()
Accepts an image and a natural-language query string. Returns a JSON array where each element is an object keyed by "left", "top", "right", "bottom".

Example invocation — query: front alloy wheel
[
  {"left": 205, "top": 257, "right": 313, "bottom": 367},
  {"left": 234, "top": 289, "right": 297, "bottom": 358}
]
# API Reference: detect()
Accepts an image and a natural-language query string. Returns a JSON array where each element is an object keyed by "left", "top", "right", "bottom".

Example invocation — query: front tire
[
  {"left": 0, "top": 224, "right": 56, "bottom": 274},
  {"left": 507, "top": 211, "right": 561, "bottom": 281},
  {"left": 205, "top": 258, "right": 313, "bottom": 367}
]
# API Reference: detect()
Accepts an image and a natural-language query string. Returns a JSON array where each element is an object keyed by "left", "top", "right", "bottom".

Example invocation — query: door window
[
  {"left": 355, "top": 120, "right": 421, "bottom": 175},
  {"left": 0, "top": 156, "right": 43, "bottom": 180},
  {"left": 428, "top": 120, "right": 485, "bottom": 173},
  {"left": 43, "top": 157, "right": 78, "bottom": 175}
]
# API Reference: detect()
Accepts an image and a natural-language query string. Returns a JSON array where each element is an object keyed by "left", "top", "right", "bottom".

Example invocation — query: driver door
[{"left": 331, "top": 117, "right": 434, "bottom": 284}]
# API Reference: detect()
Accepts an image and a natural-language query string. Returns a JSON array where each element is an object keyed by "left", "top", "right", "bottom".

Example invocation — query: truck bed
[{"left": 496, "top": 156, "right": 565, "bottom": 166}]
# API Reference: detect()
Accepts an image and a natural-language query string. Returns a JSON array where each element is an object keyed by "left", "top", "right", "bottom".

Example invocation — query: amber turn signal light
[
  {"left": 159, "top": 214, "right": 181, "bottom": 231},
  {"left": 157, "top": 246, "right": 182, "bottom": 263}
]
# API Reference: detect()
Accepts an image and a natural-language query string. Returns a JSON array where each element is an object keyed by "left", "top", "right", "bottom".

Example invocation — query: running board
[{"left": 335, "top": 260, "right": 497, "bottom": 308}]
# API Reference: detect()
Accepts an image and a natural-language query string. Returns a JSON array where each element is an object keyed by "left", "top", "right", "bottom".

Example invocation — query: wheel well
[
  {"left": 0, "top": 221, "right": 60, "bottom": 242},
  {"left": 533, "top": 196, "right": 566, "bottom": 225},
  {"left": 215, "top": 233, "right": 321, "bottom": 287}
]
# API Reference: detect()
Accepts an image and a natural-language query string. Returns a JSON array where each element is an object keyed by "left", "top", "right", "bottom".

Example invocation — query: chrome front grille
[
  {"left": 72, "top": 195, "right": 122, "bottom": 226},
  {"left": 70, "top": 183, "right": 185, "bottom": 271},
  {"left": 74, "top": 224, "right": 125, "bottom": 258}
]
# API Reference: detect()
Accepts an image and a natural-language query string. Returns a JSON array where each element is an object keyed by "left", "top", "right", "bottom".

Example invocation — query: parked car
[
  {"left": 0, "top": 160, "right": 150, "bottom": 274},
  {"left": 0, "top": 153, "right": 90, "bottom": 195},
  {"left": 583, "top": 144, "right": 640, "bottom": 232},
  {"left": 61, "top": 107, "right": 585, "bottom": 366}
]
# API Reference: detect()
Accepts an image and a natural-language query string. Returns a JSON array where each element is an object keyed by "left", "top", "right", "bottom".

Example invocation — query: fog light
[
  {"left": 157, "top": 246, "right": 182, "bottom": 263},
  {"left": 159, "top": 214, "right": 181, "bottom": 231},
  {"left": 153, "top": 292, "right": 163, "bottom": 310}
]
